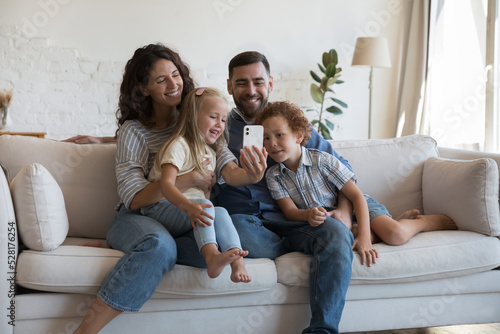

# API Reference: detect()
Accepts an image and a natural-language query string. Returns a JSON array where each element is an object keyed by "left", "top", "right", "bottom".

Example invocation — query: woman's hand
[
  {"left": 240, "top": 146, "right": 268, "bottom": 183},
  {"left": 353, "top": 235, "right": 378, "bottom": 267},
  {"left": 62, "top": 135, "right": 116, "bottom": 144},
  {"left": 177, "top": 159, "right": 215, "bottom": 194},
  {"left": 179, "top": 201, "right": 214, "bottom": 230},
  {"left": 307, "top": 207, "right": 327, "bottom": 227}
]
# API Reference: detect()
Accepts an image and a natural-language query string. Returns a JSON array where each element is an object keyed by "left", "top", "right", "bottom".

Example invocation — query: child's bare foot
[
  {"left": 418, "top": 214, "right": 457, "bottom": 231},
  {"left": 230, "top": 257, "right": 252, "bottom": 283},
  {"left": 206, "top": 248, "right": 247, "bottom": 279},
  {"left": 396, "top": 209, "right": 420, "bottom": 220},
  {"left": 79, "top": 240, "right": 110, "bottom": 248}
]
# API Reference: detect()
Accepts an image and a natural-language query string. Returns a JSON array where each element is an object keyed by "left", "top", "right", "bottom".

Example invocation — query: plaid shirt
[{"left": 266, "top": 147, "right": 355, "bottom": 211}]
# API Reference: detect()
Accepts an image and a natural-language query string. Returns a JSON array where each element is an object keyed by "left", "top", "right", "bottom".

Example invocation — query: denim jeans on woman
[{"left": 98, "top": 204, "right": 201, "bottom": 312}]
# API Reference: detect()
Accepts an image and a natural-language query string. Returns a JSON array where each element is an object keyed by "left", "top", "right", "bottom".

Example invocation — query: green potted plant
[{"left": 309, "top": 49, "right": 348, "bottom": 139}]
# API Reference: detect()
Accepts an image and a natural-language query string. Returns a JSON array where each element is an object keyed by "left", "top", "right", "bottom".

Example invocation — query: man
[
  {"left": 214, "top": 51, "right": 354, "bottom": 334},
  {"left": 65, "top": 50, "right": 355, "bottom": 334}
]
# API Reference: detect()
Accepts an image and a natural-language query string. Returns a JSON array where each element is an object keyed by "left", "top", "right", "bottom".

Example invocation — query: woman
[
  {"left": 74, "top": 43, "right": 266, "bottom": 334},
  {"left": 73, "top": 43, "right": 205, "bottom": 333}
]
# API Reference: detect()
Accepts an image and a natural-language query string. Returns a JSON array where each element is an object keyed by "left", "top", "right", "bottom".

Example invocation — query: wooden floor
[{"left": 349, "top": 323, "right": 500, "bottom": 334}]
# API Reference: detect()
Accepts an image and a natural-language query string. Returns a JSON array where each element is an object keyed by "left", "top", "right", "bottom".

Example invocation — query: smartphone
[{"left": 242, "top": 125, "right": 264, "bottom": 163}]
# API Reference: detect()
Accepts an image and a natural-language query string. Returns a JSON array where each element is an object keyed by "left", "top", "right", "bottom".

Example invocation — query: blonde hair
[{"left": 155, "top": 87, "right": 229, "bottom": 173}]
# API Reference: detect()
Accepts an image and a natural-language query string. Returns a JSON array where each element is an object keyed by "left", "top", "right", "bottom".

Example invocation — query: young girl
[
  {"left": 257, "top": 101, "right": 456, "bottom": 267},
  {"left": 145, "top": 87, "right": 267, "bottom": 282}
]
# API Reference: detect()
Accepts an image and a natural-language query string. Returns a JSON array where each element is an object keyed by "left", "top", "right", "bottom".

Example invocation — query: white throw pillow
[
  {"left": 9, "top": 163, "right": 69, "bottom": 251},
  {"left": 422, "top": 157, "right": 500, "bottom": 236}
]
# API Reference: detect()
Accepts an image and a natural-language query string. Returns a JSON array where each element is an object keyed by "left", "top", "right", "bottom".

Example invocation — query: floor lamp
[{"left": 351, "top": 37, "right": 391, "bottom": 138}]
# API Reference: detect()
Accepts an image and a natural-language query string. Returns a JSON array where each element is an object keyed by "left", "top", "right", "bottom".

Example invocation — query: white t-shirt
[{"left": 148, "top": 136, "right": 216, "bottom": 199}]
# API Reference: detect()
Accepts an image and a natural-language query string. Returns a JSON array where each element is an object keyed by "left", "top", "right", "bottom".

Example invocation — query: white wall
[{"left": 0, "top": 0, "right": 409, "bottom": 140}]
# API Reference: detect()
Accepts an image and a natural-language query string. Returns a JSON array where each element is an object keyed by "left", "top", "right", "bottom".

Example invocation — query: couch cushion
[
  {"left": 9, "top": 163, "right": 69, "bottom": 251},
  {"left": 0, "top": 166, "right": 16, "bottom": 239},
  {"left": 0, "top": 135, "right": 118, "bottom": 239},
  {"left": 275, "top": 231, "right": 500, "bottom": 285},
  {"left": 330, "top": 134, "right": 439, "bottom": 218},
  {"left": 15, "top": 238, "right": 277, "bottom": 296},
  {"left": 423, "top": 157, "right": 500, "bottom": 236},
  {"left": 0, "top": 167, "right": 17, "bottom": 334}
]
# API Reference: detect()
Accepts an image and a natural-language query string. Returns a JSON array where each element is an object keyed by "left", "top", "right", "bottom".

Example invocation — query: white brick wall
[
  {"left": 1, "top": 24, "right": 121, "bottom": 139},
  {"left": 0, "top": 24, "right": 336, "bottom": 140}
]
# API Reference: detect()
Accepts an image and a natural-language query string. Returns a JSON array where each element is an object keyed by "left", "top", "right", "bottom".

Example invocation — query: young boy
[{"left": 257, "top": 101, "right": 456, "bottom": 267}]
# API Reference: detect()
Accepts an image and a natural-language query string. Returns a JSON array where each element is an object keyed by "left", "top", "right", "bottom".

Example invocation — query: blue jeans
[
  {"left": 143, "top": 198, "right": 242, "bottom": 252},
  {"left": 98, "top": 205, "right": 203, "bottom": 312},
  {"left": 231, "top": 214, "right": 354, "bottom": 334}
]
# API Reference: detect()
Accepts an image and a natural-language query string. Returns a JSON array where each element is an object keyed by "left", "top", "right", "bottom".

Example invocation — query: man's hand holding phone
[{"left": 241, "top": 125, "right": 267, "bottom": 183}]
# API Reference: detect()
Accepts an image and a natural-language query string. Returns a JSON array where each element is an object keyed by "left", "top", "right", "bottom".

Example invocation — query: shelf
[{"left": 0, "top": 132, "right": 46, "bottom": 138}]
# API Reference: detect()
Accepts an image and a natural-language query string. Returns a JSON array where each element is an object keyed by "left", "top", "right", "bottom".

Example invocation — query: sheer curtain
[
  {"left": 426, "top": 0, "right": 488, "bottom": 150},
  {"left": 396, "top": 0, "right": 498, "bottom": 152},
  {"left": 395, "top": 0, "right": 431, "bottom": 137}
]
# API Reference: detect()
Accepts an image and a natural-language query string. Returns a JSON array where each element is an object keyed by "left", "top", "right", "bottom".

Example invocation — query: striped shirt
[
  {"left": 116, "top": 119, "right": 236, "bottom": 208},
  {"left": 215, "top": 146, "right": 238, "bottom": 184},
  {"left": 266, "top": 147, "right": 355, "bottom": 211},
  {"left": 116, "top": 120, "right": 174, "bottom": 209},
  {"left": 212, "top": 109, "right": 239, "bottom": 183}
]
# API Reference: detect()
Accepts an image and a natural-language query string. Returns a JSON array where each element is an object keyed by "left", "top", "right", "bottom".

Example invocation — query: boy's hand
[
  {"left": 353, "top": 236, "right": 378, "bottom": 267},
  {"left": 179, "top": 202, "right": 214, "bottom": 230},
  {"left": 307, "top": 207, "right": 327, "bottom": 227}
]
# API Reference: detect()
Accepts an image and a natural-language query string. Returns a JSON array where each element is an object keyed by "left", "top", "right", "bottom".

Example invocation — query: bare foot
[
  {"left": 79, "top": 240, "right": 110, "bottom": 248},
  {"left": 230, "top": 257, "right": 252, "bottom": 283},
  {"left": 396, "top": 209, "right": 420, "bottom": 220},
  {"left": 417, "top": 214, "right": 457, "bottom": 232},
  {"left": 205, "top": 248, "right": 247, "bottom": 279}
]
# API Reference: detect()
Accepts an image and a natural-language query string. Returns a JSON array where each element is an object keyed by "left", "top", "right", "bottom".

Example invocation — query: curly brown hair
[
  {"left": 256, "top": 101, "right": 312, "bottom": 146},
  {"left": 115, "top": 44, "right": 195, "bottom": 135}
]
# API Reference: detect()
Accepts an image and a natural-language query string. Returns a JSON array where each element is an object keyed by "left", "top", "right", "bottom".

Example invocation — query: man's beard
[{"left": 235, "top": 96, "right": 269, "bottom": 121}]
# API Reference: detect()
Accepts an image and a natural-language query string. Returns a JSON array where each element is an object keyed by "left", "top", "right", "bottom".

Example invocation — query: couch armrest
[
  {"left": 0, "top": 167, "right": 17, "bottom": 333},
  {"left": 439, "top": 147, "right": 500, "bottom": 170},
  {"left": 439, "top": 147, "right": 500, "bottom": 192}
]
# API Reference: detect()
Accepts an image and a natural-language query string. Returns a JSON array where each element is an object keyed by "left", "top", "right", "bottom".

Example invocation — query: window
[{"left": 426, "top": 0, "right": 499, "bottom": 152}]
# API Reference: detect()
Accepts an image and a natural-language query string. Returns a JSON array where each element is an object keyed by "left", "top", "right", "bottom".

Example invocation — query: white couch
[{"left": 1, "top": 134, "right": 500, "bottom": 334}]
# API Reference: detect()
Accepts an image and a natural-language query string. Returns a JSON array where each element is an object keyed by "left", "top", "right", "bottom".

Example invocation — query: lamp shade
[{"left": 351, "top": 37, "right": 391, "bottom": 68}]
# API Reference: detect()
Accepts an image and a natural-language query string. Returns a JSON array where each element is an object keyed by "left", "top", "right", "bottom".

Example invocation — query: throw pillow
[
  {"left": 9, "top": 163, "right": 69, "bottom": 251},
  {"left": 422, "top": 157, "right": 500, "bottom": 236}
]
